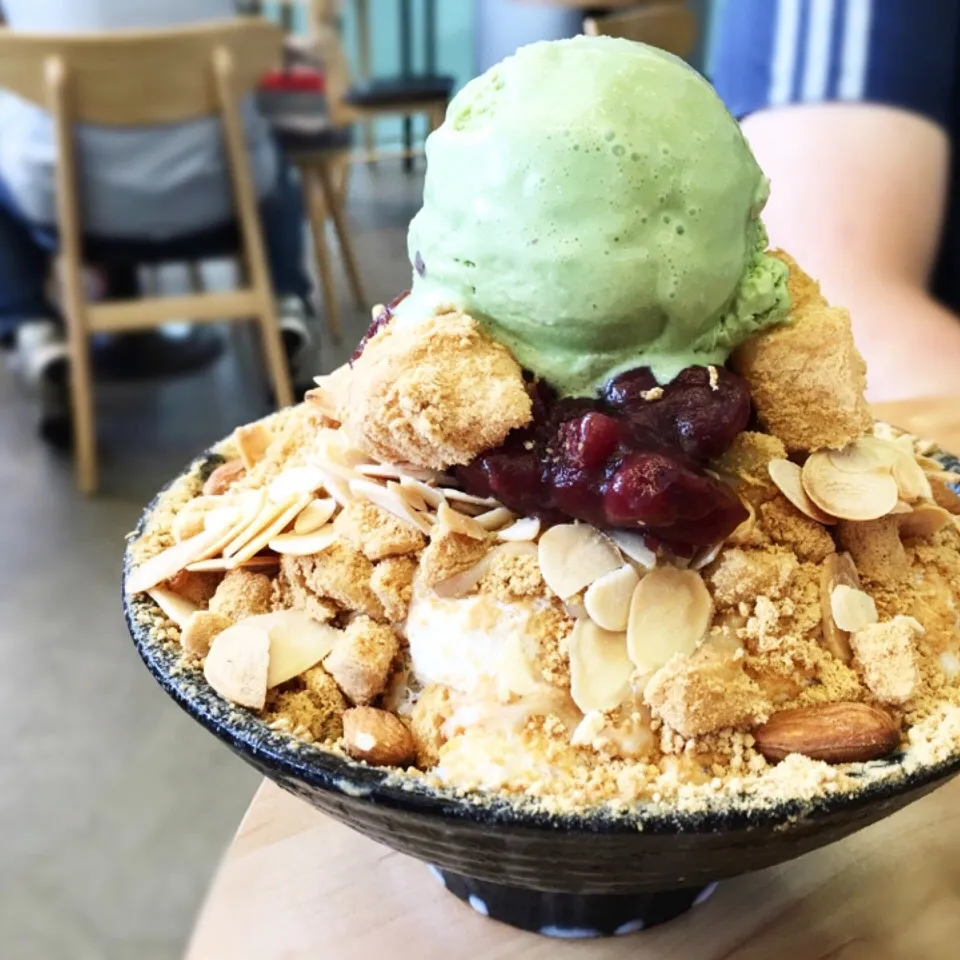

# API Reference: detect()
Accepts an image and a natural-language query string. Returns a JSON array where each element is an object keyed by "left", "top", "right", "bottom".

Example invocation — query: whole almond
[
  {"left": 754, "top": 702, "right": 900, "bottom": 764},
  {"left": 202, "top": 459, "right": 246, "bottom": 497},
  {"left": 343, "top": 707, "right": 415, "bottom": 767}
]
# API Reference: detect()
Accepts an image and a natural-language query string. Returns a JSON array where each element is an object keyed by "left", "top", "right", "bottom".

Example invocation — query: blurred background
[{"left": 0, "top": 0, "right": 911, "bottom": 957}]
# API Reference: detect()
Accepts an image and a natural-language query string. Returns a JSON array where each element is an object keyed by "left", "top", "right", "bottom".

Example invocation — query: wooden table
[{"left": 187, "top": 396, "right": 960, "bottom": 960}]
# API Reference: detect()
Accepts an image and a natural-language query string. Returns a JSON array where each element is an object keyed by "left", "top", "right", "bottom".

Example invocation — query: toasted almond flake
[
  {"left": 830, "top": 584, "right": 879, "bottom": 633},
  {"left": 437, "top": 501, "right": 488, "bottom": 540},
  {"left": 293, "top": 498, "right": 338, "bottom": 534},
  {"left": 203, "top": 505, "right": 242, "bottom": 534},
  {"left": 172, "top": 506, "right": 207, "bottom": 543},
  {"left": 801, "top": 452, "right": 898, "bottom": 522},
  {"left": 890, "top": 500, "right": 914, "bottom": 515},
  {"left": 608, "top": 530, "right": 657, "bottom": 569},
  {"left": 626, "top": 568, "right": 712, "bottom": 673},
  {"left": 252, "top": 610, "right": 342, "bottom": 688},
  {"left": 397, "top": 484, "right": 428, "bottom": 512},
  {"left": 571, "top": 711, "right": 607, "bottom": 747},
  {"left": 925, "top": 470, "right": 960, "bottom": 484},
  {"left": 223, "top": 495, "right": 297, "bottom": 559},
  {"left": 497, "top": 516, "right": 541, "bottom": 542},
  {"left": 898, "top": 503, "right": 952, "bottom": 539},
  {"left": 819, "top": 553, "right": 858, "bottom": 663},
  {"left": 691, "top": 540, "right": 725, "bottom": 570},
  {"left": 568, "top": 619, "right": 633, "bottom": 713},
  {"left": 538, "top": 523, "right": 623, "bottom": 599},
  {"left": 186, "top": 555, "right": 280, "bottom": 573},
  {"left": 891, "top": 454, "right": 933, "bottom": 503},
  {"left": 827, "top": 437, "right": 900, "bottom": 474},
  {"left": 203, "top": 621, "right": 270, "bottom": 709},
  {"left": 268, "top": 527, "right": 339, "bottom": 556},
  {"left": 768, "top": 459, "right": 836, "bottom": 524},
  {"left": 303, "top": 386, "right": 339, "bottom": 419},
  {"left": 349, "top": 478, "right": 433, "bottom": 535},
  {"left": 230, "top": 495, "right": 313, "bottom": 565},
  {"left": 439, "top": 488, "right": 501, "bottom": 508},
  {"left": 126, "top": 526, "right": 227, "bottom": 595},
  {"left": 584, "top": 564, "right": 640, "bottom": 632},
  {"left": 268, "top": 465, "right": 328, "bottom": 503},
  {"left": 399, "top": 475, "right": 446, "bottom": 510},
  {"left": 235, "top": 422, "right": 271, "bottom": 470},
  {"left": 470, "top": 506, "right": 513, "bottom": 531},
  {"left": 315, "top": 467, "right": 353, "bottom": 507},
  {"left": 146, "top": 587, "right": 199, "bottom": 627},
  {"left": 916, "top": 455, "right": 945, "bottom": 473}
]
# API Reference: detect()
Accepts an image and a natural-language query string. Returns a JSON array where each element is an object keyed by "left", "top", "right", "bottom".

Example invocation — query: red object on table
[{"left": 260, "top": 68, "right": 326, "bottom": 93}]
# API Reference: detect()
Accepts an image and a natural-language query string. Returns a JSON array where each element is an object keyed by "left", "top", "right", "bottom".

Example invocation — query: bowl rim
[{"left": 123, "top": 442, "right": 960, "bottom": 835}]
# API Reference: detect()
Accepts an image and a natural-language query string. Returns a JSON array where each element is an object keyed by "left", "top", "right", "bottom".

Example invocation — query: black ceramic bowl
[{"left": 123, "top": 447, "right": 960, "bottom": 938}]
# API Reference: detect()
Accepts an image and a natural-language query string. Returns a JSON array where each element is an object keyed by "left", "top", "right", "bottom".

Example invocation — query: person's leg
[
  {"left": 259, "top": 159, "right": 313, "bottom": 307},
  {"left": 0, "top": 177, "right": 58, "bottom": 346}
]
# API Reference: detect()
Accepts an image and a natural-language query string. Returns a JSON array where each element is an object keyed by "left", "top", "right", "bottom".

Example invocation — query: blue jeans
[{"left": 0, "top": 161, "right": 312, "bottom": 340}]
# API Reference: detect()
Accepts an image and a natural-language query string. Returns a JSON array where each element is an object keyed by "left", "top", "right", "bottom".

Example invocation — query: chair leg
[
  {"left": 428, "top": 102, "right": 446, "bottom": 134},
  {"left": 363, "top": 120, "right": 377, "bottom": 165},
  {"left": 300, "top": 163, "right": 343, "bottom": 344},
  {"left": 256, "top": 293, "right": 295, "bottom": 408},
  {"left": 58, "top": 254, "right": 98, "bottom": 494},
  {"left": 317, "top": 159, "right": 367, "bottom": 311}
]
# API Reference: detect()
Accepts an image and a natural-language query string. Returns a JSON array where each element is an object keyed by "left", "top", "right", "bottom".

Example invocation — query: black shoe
[
  {"left": 37, "top": 355, "right": 72, "bottom": 451},
  {"left": 90, "top": 325, "right": 225, "bottom": 381}
]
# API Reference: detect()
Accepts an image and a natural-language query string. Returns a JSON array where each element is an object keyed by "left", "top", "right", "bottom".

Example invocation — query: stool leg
[
  {"left": 317, "top": 159, "right": 367, "bottom": 311},
  {"left": 59, "top": 254, "right": 98, "bottom": 494},
  {"left": 301, "top": 164, "right": 343, "bottom": 344}
]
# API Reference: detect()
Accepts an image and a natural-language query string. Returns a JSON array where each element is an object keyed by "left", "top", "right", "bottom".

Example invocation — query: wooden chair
[
  {"left": 583, "top": 1, "right": 698, "bottom": 59},
  {"left": 0, "top": 20, "right": 294, "bottom": 494}
]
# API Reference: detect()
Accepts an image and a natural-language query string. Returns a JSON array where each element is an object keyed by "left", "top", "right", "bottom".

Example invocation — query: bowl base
[{"left": 430, "top": 867, "right": 718, "bottom": 937}]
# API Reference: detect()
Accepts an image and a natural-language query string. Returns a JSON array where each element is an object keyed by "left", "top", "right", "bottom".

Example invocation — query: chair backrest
[
  {"left": 303, "top": 0, "right": 354, "bottom": 127},
  {"left": 0, "top": 19, "right": 284, "bottom": 125},
  {"left": 584, "top": 2, "right": 698, "bottom": 59}
]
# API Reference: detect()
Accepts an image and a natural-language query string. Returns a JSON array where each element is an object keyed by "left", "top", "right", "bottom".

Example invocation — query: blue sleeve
[{"left": 709, "top": 0, "right": 960, "bottom": 131}]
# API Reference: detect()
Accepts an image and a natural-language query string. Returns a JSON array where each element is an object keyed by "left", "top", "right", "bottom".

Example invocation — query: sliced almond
[
  {"left": 432, "top": 542, "right": 535, "bottom": 599},
  {"left": 348, "top": 478, "right": 433, "bottom": 535},
  {"left": 439, "top": 488, "right": 501, "bottom": 508},
  {"left": 203, "top": 504, "right": 242, "bottom": 534},
  {"left": 626, "top": 568, "right": 712, "bottom": 673},
  {"left": 691, "top": 540, "right": 725, "bottom": 570},
  {"left": 146, "top": 587, "right": 199, "bottom": 627},
  {"left": 801, "top": 452, "right": 899, "bottom": 522},
  {"left": 538, "top": 523, "right": 622, "bottom": 599},
  {"left": 223, "top": 495, "right": 298, "bottom": 559},
  {"left": 268, "top": 466, "right": 328, "bottom": 504},
  {"left": 496, "top": 632, "right": 542, "bottom": 700},
  {"left": 725, "top": 498, "right": 757, "bottom": 546},
  {"left": 230, "top": 495, "right": 313, "bottom": 565},
  {"left": 830, "top": 583, "right": 878, "bottom": 633},
  {"left": 890, "top": 500, "right": 914, "bottom": 515},
  {"left": 263, "top": 610, "right": 341, "bottom": 688},
  {"left": 203, "top": 620, "right": 270, "bottom": 709},
  {"left": 891, "top": 454, "right": 933, "bottom": 503},
  {"left": 314, "top": 467, "right": 353, "bottom": 507},
  {"left": 303, "top": 385, "right": 339, "bottom": 419},
  {"left": 768, "top": 459, "right": 836, "bottom": 524},
  {"left": 584, "top": 565, "right": 640, "bottom": 632},
  {"left": 268, "top": 527, "right": 339, "bottom": 556},
  {"left": 186, "top": 555, "right": 279, "bottom": 573},
  {"left": 202, "top": 459, "right": 246, "bottom": 497},
  {"left": 473, "top": 506, "right": 515, "bottom": 531},
  {"left": 827, "top": 437, "right": 899, "bottom": 474},
  {"left": 497, "top": 517, "right": 541, "bottom": 542},
  {"left": 819, "top": 552, "right": 858, "bottom": 663},
  {"left": 568, "top": 619, "right": 633, "bottom": 713},
  {"left": 608, "top": 530, "right": 657, "bottom": 569},
  {"left": 126, "top": 525, "right": 227, "bottom": 595},
  {"left": 235, "top": 422, "right": 271, "bottom": 470},
  {"left": 315, "top": 428, "right": 369, "bottom": 469},
  {"left": 172, "top": 505, "right": 208, "bottom": 543},
  {"left": 398, "top": 476, "right": 446, "bottom": 510},
  {"left": 293, "top": 497, "right": 338, "bottom": 535},
  {"left": 437, "top": 501, "right": 488, "bottom": 540},
  {"left": 898, "top": 503, "right": 951, "bottom": 539}
]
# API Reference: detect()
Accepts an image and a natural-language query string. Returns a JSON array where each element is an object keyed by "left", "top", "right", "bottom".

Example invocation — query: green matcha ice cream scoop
[{"left": 396, "top": 35, "right": 789, "bottom": 396}]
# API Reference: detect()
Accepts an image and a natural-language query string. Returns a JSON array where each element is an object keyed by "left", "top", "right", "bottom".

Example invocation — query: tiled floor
[{"left": 0, "top": 166, "right": 422, "bottom": 960}]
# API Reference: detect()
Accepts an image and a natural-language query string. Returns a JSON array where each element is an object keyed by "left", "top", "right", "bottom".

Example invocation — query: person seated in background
[
  {"left": 0, "top": 0, "right": 314, "bottom": 444},
  {"left": 711, "top": 0, "right": 960, "bottom": 402}
]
